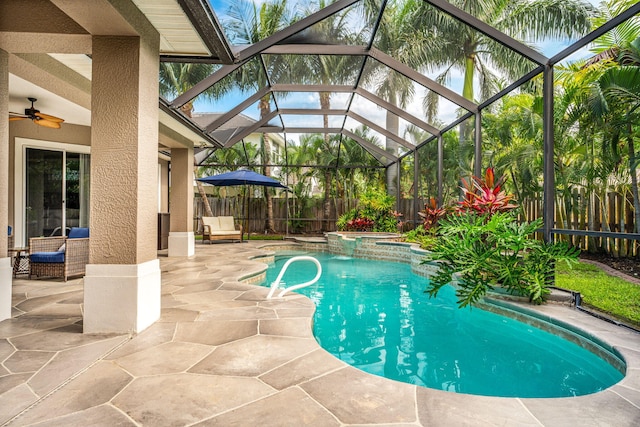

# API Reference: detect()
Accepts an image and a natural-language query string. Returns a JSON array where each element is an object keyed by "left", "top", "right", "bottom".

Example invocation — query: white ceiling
[
  {"left": 8, "top": 73, "right": 91, "bottom": 127},
  {"left": 48, "top": 53, "right": 92, "bottom": 80},
  {"left": 8, "top": 0, "right": 212, "bottom": 131},
  {"left": 131, "top": 0, "right": 211, "bottom": 56}
]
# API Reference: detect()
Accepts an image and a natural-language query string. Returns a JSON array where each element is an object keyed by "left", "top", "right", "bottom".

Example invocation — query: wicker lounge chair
[
  {"left": 29, "top": 227, "right": 90, "bottom": 281},
  {"left": 201, "top": 216, "right": 243, "bottom": 243}
]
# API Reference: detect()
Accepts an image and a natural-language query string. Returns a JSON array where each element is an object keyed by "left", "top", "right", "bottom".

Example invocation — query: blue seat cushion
[
  {"left": 68, "top": 227, "right": 89, "bottom": 239},
  {"left": 31, "top": 251, "right": 65, "bottom": 263}
]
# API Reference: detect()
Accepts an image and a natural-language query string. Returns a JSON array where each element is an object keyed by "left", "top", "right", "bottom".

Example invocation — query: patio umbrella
[
  {"left": 198, "top": 169, "right": 288, "bottom": 189},
  {"left": 197, "top": 169, "right": 289, "bottom": 239}
]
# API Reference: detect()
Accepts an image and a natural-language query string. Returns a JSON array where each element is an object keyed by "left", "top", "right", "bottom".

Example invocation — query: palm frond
[
  {"left": 500, "top": 0, "right": 594, "bottom": 40},
  {"left": 599, "top": 66, "right": 640, "bottom": 108},
  {"left": 590, "top": 0, "right": 640, "bottom": 53}
]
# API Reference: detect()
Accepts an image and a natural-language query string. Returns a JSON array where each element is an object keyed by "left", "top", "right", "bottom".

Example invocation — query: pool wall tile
[
  {"left": 480, "top": 299, "right": 626, "bottom": 373},
  {"left": 321, "top": 233, "right": 440, "bottom": 279}
]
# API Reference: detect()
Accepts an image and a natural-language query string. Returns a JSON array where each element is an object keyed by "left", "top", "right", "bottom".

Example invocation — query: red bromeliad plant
[
  {"left": 418, "top": 197, "right": 449, "bottom": 231},
  {"left": 458, "top": 168, "right": 518, "bottom": 215},
  {"left": 345, "top": 217, "right": 374, "bottom": 232}
]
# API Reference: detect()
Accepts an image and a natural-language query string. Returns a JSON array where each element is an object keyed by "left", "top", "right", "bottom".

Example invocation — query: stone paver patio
[{"left": 1, "top": 241, "right": 639, "bottom": 426}]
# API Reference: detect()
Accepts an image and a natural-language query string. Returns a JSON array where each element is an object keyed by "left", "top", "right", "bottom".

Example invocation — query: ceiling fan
[{"left": 9, "top": 97, "right": 65, "bottom": 129}]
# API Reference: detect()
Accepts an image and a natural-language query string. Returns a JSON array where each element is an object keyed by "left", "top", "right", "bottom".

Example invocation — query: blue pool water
[{"left": 262, "top": 252, "right": 624, "bottom": 397}]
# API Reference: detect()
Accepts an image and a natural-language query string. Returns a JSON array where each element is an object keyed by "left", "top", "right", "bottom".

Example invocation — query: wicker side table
[{"left": 9, "top": 247, "right": 29, "bottom": 277}]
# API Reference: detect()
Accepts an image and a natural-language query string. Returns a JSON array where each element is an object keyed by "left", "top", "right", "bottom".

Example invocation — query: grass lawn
[
  {"left": 247, "top": 234, "right": 285, "bottom": 240},
  {"left": 555, "top": 261, "right": 640, "bottom": 328}
]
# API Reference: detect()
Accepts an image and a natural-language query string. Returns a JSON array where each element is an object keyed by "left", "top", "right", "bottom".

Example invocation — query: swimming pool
[{"left": 261, "top": 252, "right": 624, "bottom": 398}]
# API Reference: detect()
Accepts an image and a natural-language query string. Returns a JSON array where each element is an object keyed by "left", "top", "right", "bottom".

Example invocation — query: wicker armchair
[{"left": 29, "top": 227, "right": 90, "bottom": 281}]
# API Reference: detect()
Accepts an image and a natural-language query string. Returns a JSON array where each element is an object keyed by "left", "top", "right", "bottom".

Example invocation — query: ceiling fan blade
[
  {"left": 35, "top": 112, "right": 64, "bottom": 123},
  {"left": 9, "top": 116, "right": 28, "bottom": 121},
  {"left": 9, "top": 111, "right": 29, "bottom": 119},
  {"left": 34, "top": 118, "right": 61, "bottom": 129}
]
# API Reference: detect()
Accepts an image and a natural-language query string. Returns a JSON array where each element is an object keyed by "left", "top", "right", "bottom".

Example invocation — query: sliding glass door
[
  {"left": 25, "top": 148, "right": 90, "bottom": 240},
  {"left": 65, "top": 152, "right": 91, "bottom": 232}
]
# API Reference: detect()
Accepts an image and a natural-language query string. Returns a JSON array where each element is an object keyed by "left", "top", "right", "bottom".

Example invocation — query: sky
[{"left": 197, "top": 0, "right": 615, "bottom": 145}]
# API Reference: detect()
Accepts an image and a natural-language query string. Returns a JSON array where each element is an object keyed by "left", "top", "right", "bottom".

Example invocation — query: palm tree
[
  {"left": 202, "top": 142, "right": 261, "bottom": 175},
  {"left": 398, "top": 125, "right": 426, "bottom": 204},
  {"left": 589, "top": 0, "right": 640, "bottom": 57},
  {"left": 339, "top": 132, "right": 381, "bottom": 202},
  {"left": 414, "top": 0, "right": 594, "bottom": 184},
  {"left": 345, "top": 125, "right": 387, "bottom": 193},
  {"left": 482, "top": 93, "right": 543, "bottom": 209},
  {"left": 582, "top": 0, "right": 640, "bottom": 233},
  {"left": 286, "top": 135, "right": 322, "bottom": 232},
  {"left": 361, "top": 0, "right": 434, "bottom": 197},
  {"left": 160, "top": 62, "right": 221, "bottom": 217},
  {"left": 418, "top": 0, "right": 593, "bottom": 108},
  {"left": 592, "top": 41, "right": 640, "bottom": 233},
  {"left": 298, "top": 0, "right": 364, "bottom": 230},
  {"left": 223, "top": 0, "right": 299, "bottom": 233},
  {"left": 286, "top": 135, "right": 317, "bottom": 197}
]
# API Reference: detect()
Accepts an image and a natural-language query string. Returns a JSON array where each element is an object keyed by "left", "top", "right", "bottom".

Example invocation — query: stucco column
[
  {"left": 168, "top": 147, "right": 195, "bottom": 257},
  {"left": 0, "top": 48, "right": 11, "bottom": 321},
  {"left": 84, "top": 34, "right": 161, "bottom": 334}
]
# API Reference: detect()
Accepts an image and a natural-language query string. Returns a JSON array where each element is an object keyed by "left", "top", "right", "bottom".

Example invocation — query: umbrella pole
[
  {"left": 242, "top": 187, "right": 246, "bottom": 241},
  {"left": 285, "top": 171, "right": 289, "bottom": 238},
  {"left": 244, "top": 186, "right": 250, "bottom": 241},
  {"left": 242, "top": 185, "right": 249, "bottom": 244}
]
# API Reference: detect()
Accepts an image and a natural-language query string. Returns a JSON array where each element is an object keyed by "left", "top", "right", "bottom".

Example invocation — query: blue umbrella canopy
[
  {"left": 198, "top": 169, "right": 288, "bottom": 189},
  {"left": 197, "top": 169, "right": 289, "bottom": 239}
]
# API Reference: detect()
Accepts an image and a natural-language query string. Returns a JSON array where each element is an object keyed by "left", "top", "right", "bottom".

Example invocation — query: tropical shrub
[
  {"left": 424, "top": 212, "right": 580, "bottom": 308},
  {"left": 413, "top": 168, "right": 517, "bottom": 249},
  {"left": 345, "top": 217, "right": 375, "bottom": 232},
  {"left": 336, "top": 208, "right": 357, "bottom": 230},
  {"left": 458, "top": 167, "right": 518, "bottom": 215},
  {"left": 337, "top": 188, "right": 402, "bottom": 233},
  {"left": 415, "top": 168, "right": 517, "bottom": 242},
  {"left": 403, "top": 225, "right": 439, "bottom": 249},
  {"left": 418, "top": 197, "right": 449, "bottom": 231}
]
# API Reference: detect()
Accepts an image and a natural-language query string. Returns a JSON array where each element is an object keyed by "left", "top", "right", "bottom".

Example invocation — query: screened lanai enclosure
[{"left": 159, "top": 0, "right": 640, "bottom": 255}]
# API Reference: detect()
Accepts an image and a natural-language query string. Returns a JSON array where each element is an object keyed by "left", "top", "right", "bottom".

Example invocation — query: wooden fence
[
  {"left": 194, "top": 197, "right": 419, "bottom": 235},
  {"left": 195, "top": 192, "right": 638, "bottom": 256},
  {"left": 520, "top": 189, "right": 637, "bottom": 256}
]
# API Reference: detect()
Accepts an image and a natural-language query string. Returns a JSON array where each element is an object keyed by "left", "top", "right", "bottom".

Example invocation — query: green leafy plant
[
  {"left": 336, "top": 209, "right": 356, "bottom": 231},
  {"left": 425, "top": 212, "right": 580, "bottom": 308},
  {"left": 403, "top": 225, "right": 439, "bottom": 249},
  {"left": 337, "top": 188, "right": 402, "bottom": 233}
]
